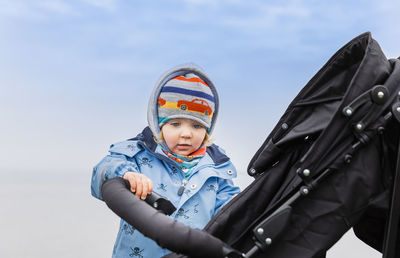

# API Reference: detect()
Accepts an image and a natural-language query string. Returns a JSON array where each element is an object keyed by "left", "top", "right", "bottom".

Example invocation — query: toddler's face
[{"left": 161, "top": 118, "right": 206, "bottom": 156}]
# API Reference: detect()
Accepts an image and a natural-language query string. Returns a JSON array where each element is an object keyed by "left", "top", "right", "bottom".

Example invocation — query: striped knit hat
[{"left": 157, "top": 73, "right": 215, "bottom": 131}]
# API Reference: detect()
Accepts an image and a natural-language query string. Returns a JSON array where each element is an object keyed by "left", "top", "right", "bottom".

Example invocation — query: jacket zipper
[{"left": 177, "top": 179, "right": 188, "bottom": 196}]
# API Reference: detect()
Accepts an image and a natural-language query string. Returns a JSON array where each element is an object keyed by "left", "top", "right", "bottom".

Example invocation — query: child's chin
[
  {"left": 175, "top": 151, "right": 190, "bottom": 156},
  {"left": 173, "top": 147, "right": 192, "bottom": 155},
  {"left": 173, "top": 149, "right": 192, "bottom": 156}
]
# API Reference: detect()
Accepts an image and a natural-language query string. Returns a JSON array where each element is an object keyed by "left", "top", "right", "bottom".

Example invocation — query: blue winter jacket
[{"left": 91, "top": 127, "right": 240, "bottom": 258}]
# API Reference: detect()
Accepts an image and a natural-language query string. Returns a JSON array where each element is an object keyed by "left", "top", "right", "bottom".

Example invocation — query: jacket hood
[{"left": 147, "top": 63, "right": 219, "bottom": 139}]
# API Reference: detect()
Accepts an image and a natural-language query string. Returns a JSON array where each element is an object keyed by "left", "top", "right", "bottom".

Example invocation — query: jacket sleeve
[
  {"left": 91, "top": 153, "right": 140, "bottom": 200},
  {"left": 214, "top": 177, "right": 240, "bottom": 215}
]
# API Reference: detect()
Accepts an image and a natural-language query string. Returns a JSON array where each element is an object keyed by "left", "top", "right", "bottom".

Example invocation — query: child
[{"left": 91, "top": 63, "right": 240, "bottom": 258}]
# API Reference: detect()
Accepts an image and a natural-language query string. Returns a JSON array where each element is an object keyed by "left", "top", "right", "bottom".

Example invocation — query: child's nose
[{"left": 180, "top": 126, "right": 192, "bottom": 138}]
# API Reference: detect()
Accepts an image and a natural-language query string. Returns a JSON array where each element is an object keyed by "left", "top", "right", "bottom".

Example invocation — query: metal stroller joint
[
  {"left": 392, "top": 102, "right": 400, "bottom": 122},
  {"left": 371, "top": 85, "right": 389, "bottom": 105},
  {"left": 281, "top": 123, "right": 289, "bottom": 130},
  {"left": 248, "top": 168, "right": 257, "bottom": 175},
  {"left": 297, "top": 168, "right": 313, "bottom": 183},
  {"left": 344, "top": 107, "right": 353, "bottom": 116},
  {"left": 342, "top": 85, "right": 389, "bottom": 118},
  {"left": 247, "top": 205, "right": 293, "bottom": 257},
  {"left": 302, "top": 169, "right": 311, "bottom": 177},
  {"left": 353, "top": 86, "right": 389, "bottom": 135},
  {"left": 300, "top": 186, "right": 310, "bottom": 195}
]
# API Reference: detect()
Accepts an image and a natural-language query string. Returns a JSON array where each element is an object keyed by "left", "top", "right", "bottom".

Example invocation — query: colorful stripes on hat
[{"left": 157, "top": 73, "right": 215, "bottom": 130}]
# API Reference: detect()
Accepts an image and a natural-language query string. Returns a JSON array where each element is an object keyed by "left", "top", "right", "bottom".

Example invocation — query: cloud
[
  {"left": 82, "top": 0, "right": 118, "bottom": 12},
  {"left": 0, "top": 0, "right": 119, "bottom": 20},
  {"left": 369, "top": 0, "right": 400, "bottom": 58},
  {"left": 0, "top": 0, "right": 79, "bottom": 19},
  {"left": 38, "top": 0, "right": 78, "bottom": 15},
  {"left": 0, "top": 1, "right": 41, "bottom": 19},
  {"left": 221, "top": 1, "right": 311, "bottom": 30}
]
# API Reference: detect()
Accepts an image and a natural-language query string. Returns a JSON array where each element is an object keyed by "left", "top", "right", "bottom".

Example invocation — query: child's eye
[
  {"left": 193, "top": 124, "right": 204, "bottom": 129},
  {"left": 171, "top": 122, "right": 180, "bottom": 127}
]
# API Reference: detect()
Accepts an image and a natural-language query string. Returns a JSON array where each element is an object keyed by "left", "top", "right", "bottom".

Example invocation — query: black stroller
[{"left": 101, "top": 32, "right": 400, "bottom": 258}]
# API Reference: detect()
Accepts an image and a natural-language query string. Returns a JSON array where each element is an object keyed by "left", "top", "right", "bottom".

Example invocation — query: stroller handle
[
  {"left": 101, "top": 177, "right": 244, "bottom": 258},
  {"left": 122, "top": 179, "right": 177, "bottom": 215}
]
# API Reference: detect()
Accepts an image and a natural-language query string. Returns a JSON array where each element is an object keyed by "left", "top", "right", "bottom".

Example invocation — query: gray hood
[{"left": 147, "top": 63, "right": 219, "bottom": 139}]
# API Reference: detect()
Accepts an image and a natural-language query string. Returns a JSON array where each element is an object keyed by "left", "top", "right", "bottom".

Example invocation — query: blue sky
[
  {"left": 1, "top": 1, "right": 399, "bottom": 257},
  {"left": 2, "top": 0, "right": 399, "bottom": 173}
]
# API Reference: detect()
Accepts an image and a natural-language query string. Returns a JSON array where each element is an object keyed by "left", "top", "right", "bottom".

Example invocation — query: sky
[{"left": 1, "top": 0, "right": 399, "bottom": 257}]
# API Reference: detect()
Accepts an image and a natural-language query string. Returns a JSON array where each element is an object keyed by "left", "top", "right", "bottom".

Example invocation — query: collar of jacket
[{"left": 128, "top": 127, "right": 230, "bottom": 166}]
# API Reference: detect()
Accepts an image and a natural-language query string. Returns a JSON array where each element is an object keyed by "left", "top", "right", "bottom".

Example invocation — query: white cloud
[
  {"left": 369, "top": 0, "right": 400, "bottom": 58},
  {"left": 0, "top": 0, "right": 119, "bottom": 20},
  {"left": 221, "top": 1, "right": 310, "bottom": 30},
  {"left": 82, "top": 0, "right": 118, "bottom": 12},
  {"left": 0, "top": 1, "right": 41, "bottom": 19},
  {"left": 38, "top": 0, "right": 78, "bottom": 15},
  {"left": 180, "top": 0, "right": 220, "bottom": 8},
  {"left": 0, "top": 0, "right": 79, "bottom": 20}
]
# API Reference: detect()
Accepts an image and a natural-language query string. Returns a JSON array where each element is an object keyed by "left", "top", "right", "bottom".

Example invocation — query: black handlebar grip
[{"left": 123, "top": 179, "right": 177, "bottom": 215}]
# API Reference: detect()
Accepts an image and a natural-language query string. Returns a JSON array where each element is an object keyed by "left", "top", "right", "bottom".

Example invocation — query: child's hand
[{"left": 123, "top": 172, "right": 154, "bottom": 200}]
